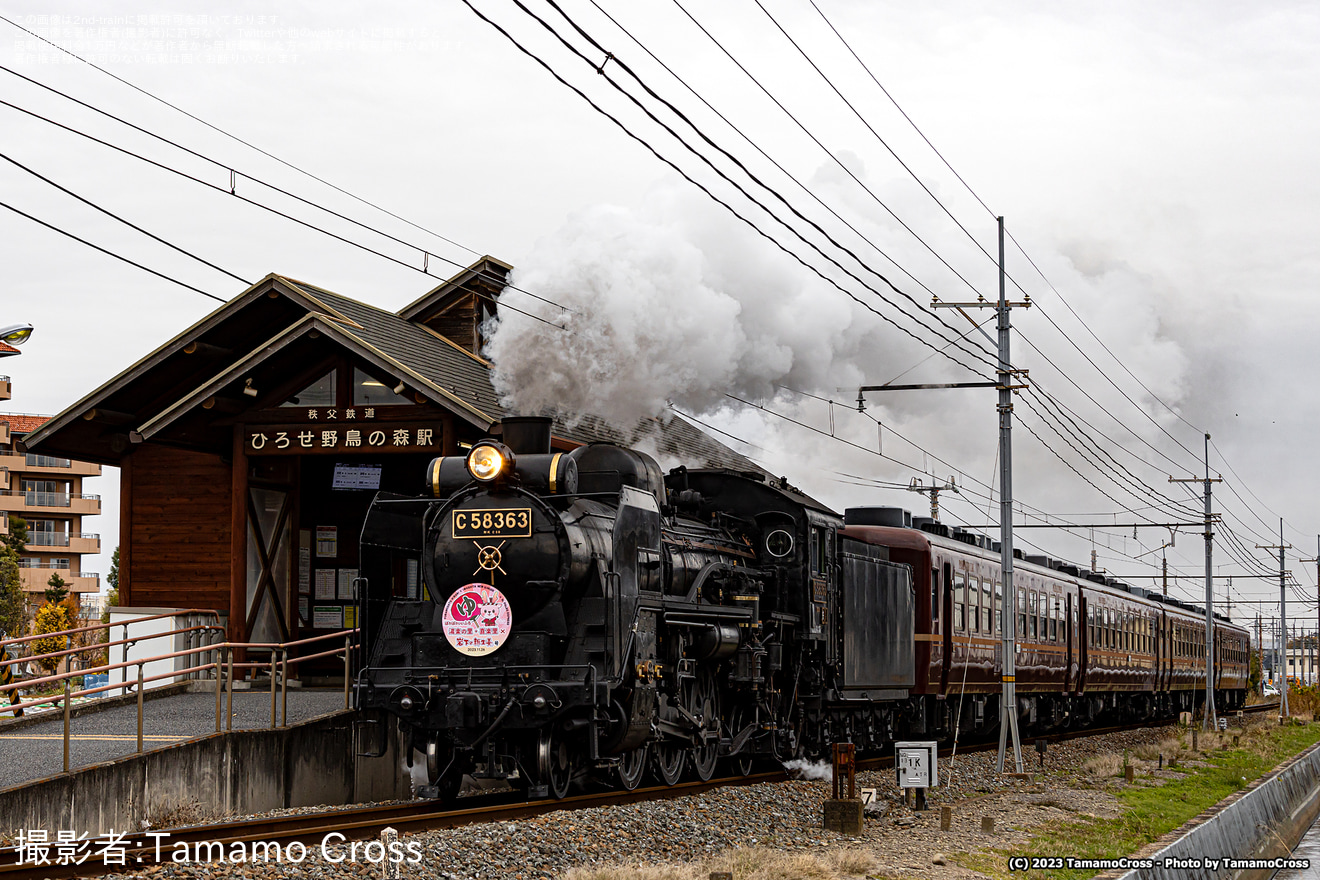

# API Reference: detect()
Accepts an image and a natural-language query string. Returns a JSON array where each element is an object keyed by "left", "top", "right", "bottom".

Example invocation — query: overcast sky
[{"left": 2, "top": 1, "right": 1317, "bottom": 630}]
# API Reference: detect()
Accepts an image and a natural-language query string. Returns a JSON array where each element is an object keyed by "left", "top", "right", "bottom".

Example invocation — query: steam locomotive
[{"left": 354, "top": 417, "right": 1249, "bottom": 799}]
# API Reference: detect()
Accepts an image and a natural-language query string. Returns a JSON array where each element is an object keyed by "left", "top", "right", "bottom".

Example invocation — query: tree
[
  {"left": 44, "top": 572, "right": 68, "bottom": 606},
  {"left": 0, "top": 516, "right": 25, "bottom": 640},
  {"left": 107, "top": 547, "right": 119, "bottom": 593},
  {"left": 0, "top": 550, "right": 22, "bottom": 640},
  {"left": 31, "top": 599, "right": 74, "bottom": 675},
  {"left": 102, "top": 546, "right": 120, "bottom": 624},
  {"left": 0, "top": 516, "right": 27, "bottom": 556}
]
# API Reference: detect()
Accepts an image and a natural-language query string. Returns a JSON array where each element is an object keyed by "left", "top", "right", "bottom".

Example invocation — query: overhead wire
[
  {"left": 521, "top": 0, "right": 1008, "bottom": 377},
  {"left": 0, "top": 149, "right": 251, "bottom": 287},
  {"left": 0, "top": 14, "right": 542, "bottom": 305},
  {"left": 0, "top": 97, "right": 566, "bottom": 329},
  {"left": 459, "top": 0, "right": 1003, "bottom": 381},
  {"left": 0, "top": 64, "right": 573, "bottom": 315},
  {"left": 0, "top": 200, "right": 225, "bottom": 303},
  {"left": 806, "top": 0, "right": 1211, "bottom": 447}
]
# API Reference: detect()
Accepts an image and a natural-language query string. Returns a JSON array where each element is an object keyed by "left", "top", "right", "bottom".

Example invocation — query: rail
[{"left": 0, "top": 613, "right": 357, "bottom": 772}]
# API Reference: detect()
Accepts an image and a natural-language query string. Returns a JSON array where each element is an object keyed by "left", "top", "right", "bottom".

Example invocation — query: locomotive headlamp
[{"left": 467, "top": 442, "right": 512, "bottom": 482}]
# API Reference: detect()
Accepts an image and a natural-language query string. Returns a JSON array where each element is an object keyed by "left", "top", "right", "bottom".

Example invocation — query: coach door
[
  {"left": 1077, "top": 591, "right": 1089, "bottom": 692},
  {"left": 939, "top": 561, "right": 953, "bottom": 696},
  {"left": 1064, "top": 593, "right": 1074, "bottom": 693}
]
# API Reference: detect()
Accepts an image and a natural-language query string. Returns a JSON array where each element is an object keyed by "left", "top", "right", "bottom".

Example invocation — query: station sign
[{"left": 245, "top": 422, "right": 445, "bottom": 455}]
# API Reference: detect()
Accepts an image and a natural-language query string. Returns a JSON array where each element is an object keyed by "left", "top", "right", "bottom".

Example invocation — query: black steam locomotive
[
  {"left": 355, "top": 417, "right": 913, "bottom": 798},
  {"left": 355, "top": 417, "right": 1248, "bottom": 799}
]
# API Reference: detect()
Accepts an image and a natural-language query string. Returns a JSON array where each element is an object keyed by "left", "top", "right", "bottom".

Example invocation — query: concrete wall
[
  {"left": 0, "top": 710, "right": 411, "bottom": 837},
  {"left": 1115, "top": 737, "right": 1320, "bottom": 880}
]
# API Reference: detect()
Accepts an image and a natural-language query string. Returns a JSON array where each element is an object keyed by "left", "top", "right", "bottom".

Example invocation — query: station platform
[{"left": 0, "top": 685, "right": 349, "bottom": 790}]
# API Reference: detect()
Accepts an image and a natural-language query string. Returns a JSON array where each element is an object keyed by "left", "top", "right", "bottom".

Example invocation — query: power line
[
  {"left": 521, "top": 0, "right": 1007, "bottom": 377},
  {"left": 460, "top": 0, "right": 1001, "bottom": 381},
  {"left": 0, "top": 200, "right": 225, "bottom": 302},
  {"left": 0, "top": 97, "right": 565, "bottom": 330},
  {"left": 807, "top": 0, "right": 1210, "bottom": 450},
  {"left": 0, "top": 14, "right": 535, "bottom": 298},
  {"left": 0, "top": 63, "right": 572, "bottom": 316},
  {"left": 0, "top": 149, "right": 251, "bottom": 287}
]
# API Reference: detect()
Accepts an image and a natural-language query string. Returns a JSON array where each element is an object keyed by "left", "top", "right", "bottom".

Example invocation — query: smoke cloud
[{"left": 485, "top": 166, "right": 1197, "bottom": 570}]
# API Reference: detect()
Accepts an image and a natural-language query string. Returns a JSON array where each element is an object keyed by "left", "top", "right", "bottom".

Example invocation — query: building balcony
[
  {"left": 0, "top": 421, "right": 8, "bottom": 444},
  {"left": 0, "top": 490, "right": 101, "bottom": 515},
  {"left": 18, "top": 566, "right": 100, "bottom": 594},
  {"left": 28, "top": 532, "right": 101, "bottom": 554},
  {"left": 0, "top": 452, "right": 101, "bottom": 477},
  {"left": 0, "top": 376, "right": 9, "bottom": 402}
]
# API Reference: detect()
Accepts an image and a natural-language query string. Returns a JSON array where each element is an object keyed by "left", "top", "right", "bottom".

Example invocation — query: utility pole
[
  {"left": 906, "top": 476, "right": 959, "bottom": 522},
  {"left": 1302, "top": 536, "right": 1319, "bottom": 688},
  {"left": 929, "top": 216, "right": 1030, "bottom": 774},
  {"left": 1258, "top": 521, "right": 1291, "bottom": 719},
  {"left": 1170, "top": 434, "right": 1221, "bottom": 731},
  {"left": 1256, "top": 613, "right": 1262, "bottom": 694}
]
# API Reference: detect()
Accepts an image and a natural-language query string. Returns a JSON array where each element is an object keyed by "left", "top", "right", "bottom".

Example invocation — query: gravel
[{"left": 59, "top": 724, "right": 1187, "bottom": 880}]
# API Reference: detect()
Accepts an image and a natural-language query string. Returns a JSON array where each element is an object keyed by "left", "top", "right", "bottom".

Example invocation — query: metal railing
[
  {"left": 27, "top": 533, "right": 100, "bottom": 547},
  {"left": 24, "top": 454, "right": 71, "bottom": 468},
  {"left": 0, "top": 490, "right": 101, "bottom": 501},
  {"left": 0, "top": 613, "right": 357, "bottom": 772}
]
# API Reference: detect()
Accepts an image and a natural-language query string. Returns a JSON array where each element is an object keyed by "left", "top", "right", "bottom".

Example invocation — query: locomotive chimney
[{"left": 499, "top": 416, "right": 553, "bottom": 455}]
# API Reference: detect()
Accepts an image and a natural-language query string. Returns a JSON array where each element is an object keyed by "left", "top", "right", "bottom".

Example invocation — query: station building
[{"left": 24, "top": 258, "right": 757, "bottom": 671}]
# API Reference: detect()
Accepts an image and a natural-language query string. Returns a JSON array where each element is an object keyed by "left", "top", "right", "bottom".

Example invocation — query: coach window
[
  {"left": 982, "top": 579, "right": 993, "bottom": 634},
  {"left": 954, "top": 571, "right": 966, "bottom": 631},
  {"left": 1050, "top": 596, "right": 1060, "bottom": 642},
  {"left": 972, "top": 577, "right": 982, "bottom": 633},
  {"left": 931, "top": 567, "right": 940, "bottom": 629},
  {"left": 1019, "top": 589, "right": 1028, "bottom": 640},
  {"left": 994, "top": 581, "right": 1003, "bottom": 634},
  {"left": 1029, "top": 591, "right": 1039, "bottom": 639}
]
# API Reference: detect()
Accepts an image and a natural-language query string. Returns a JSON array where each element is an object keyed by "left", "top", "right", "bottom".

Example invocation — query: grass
[
  {"left": 562, "top": 846, "right": 876, "bottom": 880},
  {"left": 958, "top": 718, "right": 1320, "bottom": 880}
]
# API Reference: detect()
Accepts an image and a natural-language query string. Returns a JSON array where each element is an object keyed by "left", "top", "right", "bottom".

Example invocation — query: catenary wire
[
  {"left": 459, "top": 0, "right": 1000, "bottom": 380},
  {"left": 0, "top": 63, "right": 573, "bottom": 315},
  {"left": 511, "top": 0, "right": 1004, "bottom": 376},
  {"left": 0, "top": 97, "right": 565, "bottom": 329},
  {"left": 0, "top": 200, "right": 225, "bottom": 302}
]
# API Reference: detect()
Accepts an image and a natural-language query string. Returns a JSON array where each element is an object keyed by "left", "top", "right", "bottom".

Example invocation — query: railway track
[{"left": 0, "top": 704, "right": 1282, "bottom": 879}]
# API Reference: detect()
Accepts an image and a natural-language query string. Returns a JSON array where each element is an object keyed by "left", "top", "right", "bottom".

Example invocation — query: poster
[
  {"left": 298, "top": 530, "right": 311, "bottom": 595},
  {"left": 297, "top": 596, "right": 309, "bottom": 623},
  {"left": 338, "top": 568, "right": 358, "bottom": 600},
  {"left": 316, "top": 525, "right": 337, "bottom": 558},
  {"left": 314, "top": 569, "right": 336, "bottom": 600},
  {"left": 313, "top": 606, "right": 343, "bottom": 630},
  {"left": 344, "top": 606, "right": 357, "bottom": 629}
]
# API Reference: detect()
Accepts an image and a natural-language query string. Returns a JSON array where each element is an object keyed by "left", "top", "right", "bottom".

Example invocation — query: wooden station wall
[{"left": 120, "top": 444, "right": 233, "bottom": 614}]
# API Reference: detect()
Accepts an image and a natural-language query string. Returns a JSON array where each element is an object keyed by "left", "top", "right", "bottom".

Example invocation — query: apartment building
[{"left": 0, "top": 375, "right": 102, "bottom": 610}]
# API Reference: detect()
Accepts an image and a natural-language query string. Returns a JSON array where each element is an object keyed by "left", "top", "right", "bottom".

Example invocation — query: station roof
[{"left": 24, "top": 259, "right": 764, "bottom": 475}]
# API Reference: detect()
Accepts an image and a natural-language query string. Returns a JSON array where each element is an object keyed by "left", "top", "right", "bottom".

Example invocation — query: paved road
[{"left": 0, "top": 689, "right": 350, "bottom": 790}]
